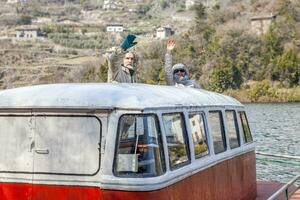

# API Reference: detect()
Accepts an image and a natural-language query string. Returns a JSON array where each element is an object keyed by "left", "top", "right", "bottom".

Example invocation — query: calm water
[{"left": 245, "top": 103, "right": 300, "bottom": 183}]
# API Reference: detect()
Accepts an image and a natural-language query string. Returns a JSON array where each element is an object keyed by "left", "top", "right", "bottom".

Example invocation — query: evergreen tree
[{"left": 273, "top": 48, "right": 299, "bottom": 87}]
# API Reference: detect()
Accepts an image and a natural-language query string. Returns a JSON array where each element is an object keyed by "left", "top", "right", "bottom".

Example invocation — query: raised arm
[
  {"left": 106, "top": 47, "right": 124, "bottom": 83},
  {"left": 165, "top": 39, "right": 176, "bottom": 85},
  {"left": 106, "top": 34, "right": 137, "bottom": 83}
]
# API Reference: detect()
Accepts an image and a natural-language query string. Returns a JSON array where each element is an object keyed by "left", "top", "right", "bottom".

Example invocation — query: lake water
[{"left": 245, "top": 103, "right": 300, "bottom": 184}]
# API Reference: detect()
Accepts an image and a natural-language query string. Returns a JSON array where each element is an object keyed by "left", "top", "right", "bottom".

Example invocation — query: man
[
  {"left": 107, "top": 34, "right": 138, "bottom": 83},
  {"left": 165, "top": 39, "right": 200, "bottom": 88}
]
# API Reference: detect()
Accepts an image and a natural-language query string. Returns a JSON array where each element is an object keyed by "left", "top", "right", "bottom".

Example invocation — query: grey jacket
[
  {"left": 107, "top": 47, "right": 137, "bottom": 83},
  {"left": 165, "top": 53, "right": 200, "bottom": 88}
]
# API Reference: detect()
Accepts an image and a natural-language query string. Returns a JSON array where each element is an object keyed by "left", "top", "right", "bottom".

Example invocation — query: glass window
[
  {"left": 208, "top": 111, "right": 227, "bottom": 154},
  {"left": 34, "top": 116, "right": 101, "bottom": 175},
  {"left": 0, "top": 115, "right": 101, "bottom": 175},
  {"left": 115, "top": 114, "right": 165, "bottom": 177},
  {"left": 162, "top": 113, "right": 190, "bottom": 170},
  {"left": 225, "top": 110, "right": 240, "bottom": 149},
  {"left": 188, "top": 113, "right": 209, "bottom": 158},
  {"left": 239, "top": 111, "right": 253, "bottom": 143}
]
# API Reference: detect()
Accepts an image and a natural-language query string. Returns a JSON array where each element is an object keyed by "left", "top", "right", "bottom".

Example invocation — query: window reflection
[
  {"left": 115, "top": 114, "right": 165, "bottom": 177},
  {"left": 209, "top": 111, "right": 227, "bottom": 154},
  {"left": 225, "top": 110, "right": 240, "bottom": 149},
  {"left": 188, "top": 113, "right": 209, "bottom": 158},
  {"left": 162, "top": 113, "right": 189, "bottom": 170},
  {"left": 239, "top": 112, "right": 253, "bottom": 143}
]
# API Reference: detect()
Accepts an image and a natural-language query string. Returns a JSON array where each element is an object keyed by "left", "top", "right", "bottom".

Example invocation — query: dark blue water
[{"left": 245, "top": 103, "right": 300, "bottom": 183}]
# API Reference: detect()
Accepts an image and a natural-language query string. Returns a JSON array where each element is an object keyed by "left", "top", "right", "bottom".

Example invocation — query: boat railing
[
  {"left": 256, "top": 152, "right": 300, "bottom": 200},
  {"left": 266, "top": 174, "right": 300, "bottom": 200}
]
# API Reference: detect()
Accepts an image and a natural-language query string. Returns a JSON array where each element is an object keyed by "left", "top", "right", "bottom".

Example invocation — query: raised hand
[
  {"left": 167, "top": 39, "right": 176, "bottom": 52},
  {"left": 120, "top": 34, "right": 137, "bottom": 51}
]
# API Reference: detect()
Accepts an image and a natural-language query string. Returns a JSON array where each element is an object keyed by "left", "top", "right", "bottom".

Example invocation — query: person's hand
[
  {"left": 167, "top": 39, "right": 176, "bottom": 52},
  {"left": 120, "top": 34, "right": 137, "bottom": 50}
]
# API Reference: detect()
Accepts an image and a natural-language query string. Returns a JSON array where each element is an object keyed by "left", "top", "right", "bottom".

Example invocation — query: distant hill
[{"left": 0, "top": 0, "right": 299, "bottom": 103}]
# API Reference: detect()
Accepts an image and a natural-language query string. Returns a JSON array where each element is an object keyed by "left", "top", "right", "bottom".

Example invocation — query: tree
[
  {"left": 209, "top": 66, "right": 232, "bottom": 92},
  {"left": 160, "top": 0, "right": 169, "bottom": 9},
  {"left": 98, "top": 61, "right": 108, "bottom": 82},
  {"left": 137, "top": 4, "right": 151, "bottom": 15},
  {"left": 209, "top": 58, "right": 243, "bottom": 92},
  {"left": 18, "top": 15, "right": 32, "bottom": 25},
  {"left": 193, "top": 3, "right": 207, "bottom": 32},
  {"left": 273, "top": 48, "right": 299, "bottom": 87}
]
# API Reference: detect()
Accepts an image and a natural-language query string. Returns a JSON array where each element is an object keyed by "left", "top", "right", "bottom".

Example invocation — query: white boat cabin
[{"left": 0, "top": 83, "right": 254, "bottom": 198}]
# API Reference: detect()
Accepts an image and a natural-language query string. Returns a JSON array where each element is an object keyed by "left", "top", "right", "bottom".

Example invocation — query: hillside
[
  {"left": 0, "top": 0, "right": 299, "bottom": 102},
  {"left": 0, "top": 0, "right": 194, "bottom": 88}
]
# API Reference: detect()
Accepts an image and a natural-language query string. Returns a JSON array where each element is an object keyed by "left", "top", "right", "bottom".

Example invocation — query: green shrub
[
  {"left": 137, "top": 4, "right": 152, "bottom": 15},
  {"left": 209, "top": 57, "right": 243, "bottom": 92},
  {"left": 249, "top": 80, "right": 277, "bottom": 101},
  {"left": 272, "top": 48, "right": 299, "bottom": 87},
  {"left": 160, "top": 0, "right": 169, "bottom": 9},
  {"left": 17, "top": 15, "right": 32, "bottom": 25}
]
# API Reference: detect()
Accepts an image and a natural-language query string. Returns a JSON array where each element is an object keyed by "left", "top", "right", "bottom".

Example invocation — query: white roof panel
[{"left": 0, "top": 83, "right": 243, "bottom": 109}]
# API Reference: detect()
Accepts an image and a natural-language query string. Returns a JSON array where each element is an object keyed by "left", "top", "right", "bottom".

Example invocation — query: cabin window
[
  {"left": 0, "top": 115, "right": 101, "bottom": 175},
  {"left": 188, "top": 112, "right": 209, "bottom": 158},
  {"left": 115, "top": 114, "right": 165, "bottom": 177},
  {"left": 239, "top": 111, "right": 253, "bottom": 143},
  {"left": 208, "top": 111, "right": 227, "bottom": 154},
  {"left": 225, "top": 110, "right": 240, "bottom": 149},
  {"left": 0, "top": 116, "right": 33, "bottom": 173},
  {"left": 34, "top": 116, "right": 101, "bottom": 175},
  {"left": 162, "top": 113, "right": 190, "bottom": 170}
]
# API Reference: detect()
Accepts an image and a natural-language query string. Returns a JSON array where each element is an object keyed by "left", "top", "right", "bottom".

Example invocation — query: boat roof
[{"left": 0, "top": 83, "right": 243, "bottom": 110}]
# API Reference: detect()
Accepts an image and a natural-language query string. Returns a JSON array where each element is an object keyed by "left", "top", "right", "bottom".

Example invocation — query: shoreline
[{"left": 224, "top": 87, "right": 300, "bottom": 103}]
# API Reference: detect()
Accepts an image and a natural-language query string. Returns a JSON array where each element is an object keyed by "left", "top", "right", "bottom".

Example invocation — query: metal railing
[
  {"left": 256, "top": 151, "right": 300, "bottom": 200},
  {"left": 256, "top": 152, "right": 300, "bottom": 161},
  {"left": 267, "top": 174, "right": 300, "bottom": 200}
]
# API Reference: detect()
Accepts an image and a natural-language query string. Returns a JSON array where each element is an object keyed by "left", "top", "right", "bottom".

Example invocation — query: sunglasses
[{"left": 174, "top": 69, "right": 185, "bottom": 73}]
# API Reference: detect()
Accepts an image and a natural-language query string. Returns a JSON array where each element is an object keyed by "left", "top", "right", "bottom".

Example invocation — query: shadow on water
[{"left": 245, "top": 103, "right": 300, "bottom": 183}]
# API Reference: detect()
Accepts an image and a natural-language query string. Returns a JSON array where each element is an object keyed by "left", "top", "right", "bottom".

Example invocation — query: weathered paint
[
  {"left": 0, "top": 83, "right": 242, "bottom": 109},
  {"left": 0, "top": 83, "right": 256, "bottom": 200},
  {"left": 101, "top": 151, "right": 257, "bottom": 200},
  {"left": 0, "top": 151, "right": 256, "bottom": 200}
]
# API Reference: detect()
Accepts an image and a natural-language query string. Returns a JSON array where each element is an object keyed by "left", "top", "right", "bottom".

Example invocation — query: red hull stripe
[
  {"left": 0, "top": 152, "right": 256, "bottom": 200},
  {"left": 0, "top": 183, "right": 101, "bottom": 200}
]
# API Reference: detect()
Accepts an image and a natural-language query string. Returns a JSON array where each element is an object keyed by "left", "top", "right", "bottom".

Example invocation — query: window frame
[
  {"left": 208, "top": 110, "right": 227, "bottom": 154},
  {"left": 225, "top": 110, "right": 241, "bottom": 149},
  {"left": 162, "top": 112, "right": 191, "bottom": 170},
  {"left": 188, "top": 111, "right": 210, "bottom": 159},
  {"left": 239, "top": 111, "right": 253, "bottom": 144},
  {"left": 113, "top": 113, "right": 166, "bottom": 178}
]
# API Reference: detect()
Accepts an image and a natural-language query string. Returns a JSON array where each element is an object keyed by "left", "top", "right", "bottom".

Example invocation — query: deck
[
  {"left": 290, "top": 188, "right": 300, "bottom": 200},
  {"left": 257, "top": 181, "right": 299, "bottom": 200}
]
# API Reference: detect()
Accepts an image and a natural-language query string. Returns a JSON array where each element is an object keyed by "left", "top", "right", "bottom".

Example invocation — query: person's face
[
  {"left": 123, "top": 52, "right": 135, "bottom": 67},
  {"left": 174, "top": 69, "right": 186, "bottom": 77}
]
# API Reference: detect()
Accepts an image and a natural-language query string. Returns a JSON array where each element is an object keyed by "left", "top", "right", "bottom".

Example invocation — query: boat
[{"left": 0, "top": 83, "right": 298, "bottom": 200}]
